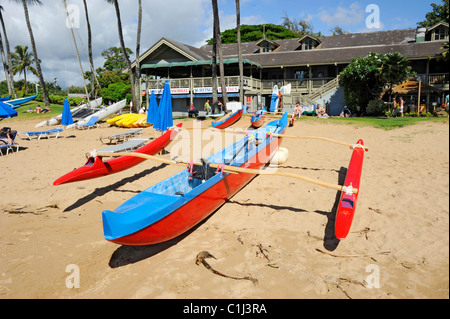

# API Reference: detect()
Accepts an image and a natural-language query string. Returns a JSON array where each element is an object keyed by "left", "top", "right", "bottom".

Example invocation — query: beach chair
[
  {"left": 76, "top": 116, "right": 99, "bottom": 130},
  {"left": 0, "top": 130, "right": 19, "bottom": 156},
  {"left": 86, "top": 138, "right": 148, "bottom": 158},
  {"left": 18, "top": 128, "right": 63, "bottom": 140},
  {"left": 99, "top": 128, "right": 143, "bottom": 144}
]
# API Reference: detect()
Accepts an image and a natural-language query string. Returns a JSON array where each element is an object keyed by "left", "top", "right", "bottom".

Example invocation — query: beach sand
[{"left": 0, "top": 115, "right": 448, "bottom": 299}]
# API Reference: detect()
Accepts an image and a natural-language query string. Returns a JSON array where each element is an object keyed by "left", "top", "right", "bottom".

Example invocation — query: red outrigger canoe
[
  {"left": 250, "top": 110, "right": 266, "bottom": 128},
  {"left": 102, "top": 113, "right": 288, "bottom": 245},
  {"left": 211, "top": 109, "right": 243, "bottom": 129},
  {"left": 53, "top": 123, "right": 182, "bottom": 185},
  {"left": 335, "top": 139, "right": 366, "bottom": 240}
]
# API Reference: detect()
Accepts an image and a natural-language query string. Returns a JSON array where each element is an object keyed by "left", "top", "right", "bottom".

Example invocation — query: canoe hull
[
  {"left": 53, "top": 123, "right": 182, "bottom": 185},
  {"left": 104, "top": 114, "right": 288, "bottom": 246},
  {"left": 334, "top": 140, "right": 365, "bottom": 240},
  {"left": 106, "top": 133, "right": 284, "bottom": 246},
  {"left": 211, "top": 109, "right": 243, "bottom": 129},
  {"left": 251, "top": 111, "right": 266, "bottom": 128}
]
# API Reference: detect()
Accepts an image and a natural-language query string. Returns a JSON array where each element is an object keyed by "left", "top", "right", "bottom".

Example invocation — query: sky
[{"left": 0, "top": 0, "right": 438, "bottom": 90}]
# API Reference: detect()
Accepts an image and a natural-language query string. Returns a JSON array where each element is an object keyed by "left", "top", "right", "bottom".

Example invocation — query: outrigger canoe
[
  {"left": 211, "top": 108, "right": 243, "bottom": 129},
  {"left": 250, "top": 110, "right": 266, "bottom": 128},
  {"left": 334, "top": 139, "right": 366, "bottom": 240},
  {"left": 8, "top": 94, "right": 38, "bottom": 108},
  {"left": 102, "top": 113, "right": 288, "bottom": 245},
  {"left": 53, "top": 123, "right": 182, "bottom": 185}
]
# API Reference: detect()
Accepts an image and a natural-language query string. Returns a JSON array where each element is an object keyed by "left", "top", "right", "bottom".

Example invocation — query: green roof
[{"left": 141, "top": 58, "right": 261, "bottom": 69}]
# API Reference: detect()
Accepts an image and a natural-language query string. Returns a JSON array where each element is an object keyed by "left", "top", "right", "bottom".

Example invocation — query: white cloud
[
  {"left": 1, "top": 0, "right": 211, "bottom": 89},
  {"left": 318, "top": 2, "right": 365, "bottom": 27}
]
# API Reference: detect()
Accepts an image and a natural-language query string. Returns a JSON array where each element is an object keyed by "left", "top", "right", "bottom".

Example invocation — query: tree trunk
[
  {"left": 236, "top": 0, "right": 244, "bottom": 105},
  {"left": 0, "top": 11, "right": 18, "bottom": 98},
  {"left": 112, "top": 0, "right": 137, "bottom": 112},
  {"left": 212, "top": 0, "right": 228, "bottom": 112},
  {"left": 21, "top": 0, "right": 49, "bottom": 106},
  {"left": 211, "top": 1, "right": 218, "bottom": 113},
  {"left": 134, "top": 0, "right": 142, "bottom": 109},
  {"left": 82, "top": 0, "right": 96, "bottom": 99}
]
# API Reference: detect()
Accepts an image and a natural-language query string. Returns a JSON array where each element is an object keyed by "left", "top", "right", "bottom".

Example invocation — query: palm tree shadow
[
  {"left": 315, "top": 166, "right": 347, "bottom": 251},
  {"left": 227, "top": 199, "right": 308, "bottom": 213},
  {"left": 63, "top": 163, "right": 168, "bottom": 212}
]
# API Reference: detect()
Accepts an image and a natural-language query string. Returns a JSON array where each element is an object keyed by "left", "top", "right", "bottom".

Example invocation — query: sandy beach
[{"left": 0, "top": 114, "right": 448, "bottom": 299}]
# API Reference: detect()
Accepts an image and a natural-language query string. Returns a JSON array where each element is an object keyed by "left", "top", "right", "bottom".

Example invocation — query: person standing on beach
[
  {"left": 204, "top": 99, "right": 211, "bottom": 114},
  {"left": 399, "top": 96, "right": 404, "bottom": 117}
]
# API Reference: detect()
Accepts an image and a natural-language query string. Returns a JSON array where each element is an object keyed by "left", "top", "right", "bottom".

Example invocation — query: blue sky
[
  {"left": 0, "top": 0, "right": 439, "bottom": 89},
  {"left": 216, "top": 0, "right": 434, "bottom": 35}
]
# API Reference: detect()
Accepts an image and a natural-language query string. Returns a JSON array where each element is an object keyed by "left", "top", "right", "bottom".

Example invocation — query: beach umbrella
[
  {"left": 61, "top": 98, "right": 74, "bottom": 126},
  {"left": 153, "top": 80, "right": 173, "bottom": 132},
  {"left": 146, "top": 90, "right": 158, "bottom": 125},
  {"left": 0, "top": 101, "right": 18, "bottom": 119}
]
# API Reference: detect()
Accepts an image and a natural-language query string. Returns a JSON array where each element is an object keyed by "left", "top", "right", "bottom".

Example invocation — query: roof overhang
[{"left": 141, "top": 58, "right": 262, "bottom": 70}]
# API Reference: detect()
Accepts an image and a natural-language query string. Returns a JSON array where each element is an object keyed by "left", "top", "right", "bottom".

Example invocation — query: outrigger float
[
  {"left": 98, "top": 113, "right": 367, "bottom": 245},
  {"left": 53, "top": 123, "right": 182, "bottom": 185}
]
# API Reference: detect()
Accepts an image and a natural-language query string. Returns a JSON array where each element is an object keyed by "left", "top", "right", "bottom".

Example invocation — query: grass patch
[
  {"left": 6, "top": 100, "right": 64, "bottom": 123},
  {"left": 298, "top": 115, "right": 448, "bottom": 130}
]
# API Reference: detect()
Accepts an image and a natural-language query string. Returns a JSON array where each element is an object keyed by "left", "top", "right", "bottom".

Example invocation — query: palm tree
[
  {"left": 212, "top": 0, "right": 228, "bottom": 112},
  {"left": 106, "top": 0, "right": 138, "bottom": 112},
  {"left": 211, "top": 7, "right": 218, "bottom": 111},
  {"left": 11, "top": 45, "right": 38, "bottom": 94},
  {"left": 82, "top": 0, "right": 97, "bottom": 98},
  {"left": 235, "top": 0, "right": 243, "bottom": 105},
  {"left": 134, "top": 0, "right": 142, "bottom": 108},
  {"left": 13, "top": 0, "right": 49, "bottom": 105},
  {"left": 0, "top": 5, "right": 18, "bottom": 98}
]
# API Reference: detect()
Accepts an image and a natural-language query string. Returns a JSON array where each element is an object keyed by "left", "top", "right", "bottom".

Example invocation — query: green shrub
[{"left": 367, "top": 99, "right": 387, "bottom": 116}]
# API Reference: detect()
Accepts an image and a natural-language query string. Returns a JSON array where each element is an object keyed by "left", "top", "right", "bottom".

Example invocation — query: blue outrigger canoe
[
  {"left": 9, "top": 94, "right": 38, "bottom": 108},
  {"left": 103, "top": 113, "right": 288, "bottom": 245},
  {"left": 0, "top": 95, "right": 11, "bottom": 102}
]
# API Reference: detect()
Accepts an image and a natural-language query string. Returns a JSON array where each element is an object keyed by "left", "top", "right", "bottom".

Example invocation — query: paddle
[
  {"left": 95, "top": 152, "right": 358, "bottom": 195},
  {"left": 184, "top": 127, "right": 369, "bottom": 151}
]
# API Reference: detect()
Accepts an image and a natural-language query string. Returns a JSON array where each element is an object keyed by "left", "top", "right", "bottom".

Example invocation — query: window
[
  {"left": 304, "top": 38, "right": 315, "bottom": 50},
  {"left": 261, "top": 42, "right": 271, "bottom": 53},
  {"left": 434, "top": 27, "right": 447, "bottom": 41}
]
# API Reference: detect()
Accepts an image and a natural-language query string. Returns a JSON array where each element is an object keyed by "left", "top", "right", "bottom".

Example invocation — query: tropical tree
[
  {"left": 417, "top": 0, "right": 449, "bottom": 27},
  {"left": 82, "top": 0, "right": 99, "bottom": 98},
  {"left": 339, "top": 52, "right": 414, "bottom": 112},
  {"left": 11, "top": 45, "right": 38, "bottom": 94},
  {"left": 212, "top": 0, "right": 228, "bottom": 111},
  {"left": 235, "top": 0, "right": 243, "bottom": 104},
  {"left": 380, "top": 52, "right": 415, "bottom": 102},
  {"left": 13, "top": 0, "right": 49, "bottom": 105},
  {"left": 105, "top": 0, "right": 138, "bottom": 112},
  {"left": 0, "top": 5, "right": 17, "bottom": 98},
  {"left": 134, "top": 0, "right": 142, "bottom": 109}
]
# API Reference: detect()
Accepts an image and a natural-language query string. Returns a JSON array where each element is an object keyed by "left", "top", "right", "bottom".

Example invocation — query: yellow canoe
[
  {"left": 107, "top": 113, "right": 129, "bottom": 125},
  {"left": 115, "top": 113, "right": 139, "bottom": 127}
]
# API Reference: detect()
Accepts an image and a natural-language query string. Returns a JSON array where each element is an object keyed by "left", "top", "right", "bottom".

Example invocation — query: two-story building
[{"left": 131, "top": 22, "right": 448, "bottom": 115}]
